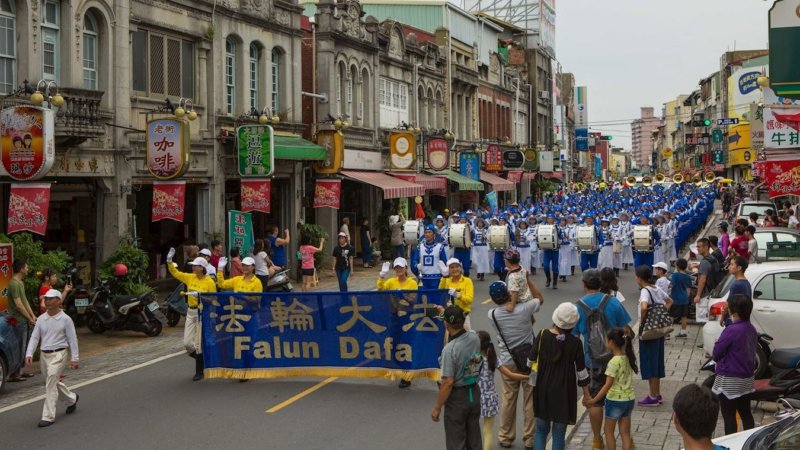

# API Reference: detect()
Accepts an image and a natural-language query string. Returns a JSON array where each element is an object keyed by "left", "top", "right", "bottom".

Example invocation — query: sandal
[{"left": 21, "top": 373, "right": 34, "bottom": 378}]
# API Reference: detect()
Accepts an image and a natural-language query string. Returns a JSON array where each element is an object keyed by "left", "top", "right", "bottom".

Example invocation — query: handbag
[
  {"left": 639, "top": 288, "right": 674, "bottom": 340},
  {"left": 528, "top": 329, "right": 544, "bottom": 386},
  {"left": 491, "top": 310, "right": 533, "bottom": 374}
]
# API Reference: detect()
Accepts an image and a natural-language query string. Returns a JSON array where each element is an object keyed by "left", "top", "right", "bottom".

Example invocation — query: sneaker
[
  {"left": 656, "top": 394, "right": 663, "bottom": 404},
  {"left": 398, "top": 379, "right": 411, "bottom": 389},
  {"left": 676, "top": 332, "right": 688, "bottom": 338},
  {"left": 638, "top": 395, "right": 660, "bottom": 407}
]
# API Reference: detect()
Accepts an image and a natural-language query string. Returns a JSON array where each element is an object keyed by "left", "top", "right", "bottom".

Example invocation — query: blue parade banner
[
  {"left": 199, "top": 290, "right": 448, "bottom": 380},
  {"left": 576, "top": 128, "right": 589, "bottom": 151},
  {"left": 486, "top": 191, "right": 498, "bottom": 214}
]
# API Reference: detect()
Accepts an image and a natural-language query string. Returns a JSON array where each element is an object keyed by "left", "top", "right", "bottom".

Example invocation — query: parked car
[
  {"left": 0, "top": 311, "right": 24, "bottom": 394},
  {"left": 702, "top": 261, "right": 800, "bottom": 371},
  {"left": 689, "top": 228, "right": 800, "bottom": 259},
  {"left": 711, "top": 405, "right": 800, "bottom": 449},
  {"left": 736, "top": 200, "right": 778, "bottom": 224}
]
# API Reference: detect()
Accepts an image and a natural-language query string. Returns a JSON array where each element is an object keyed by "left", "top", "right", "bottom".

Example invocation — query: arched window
[
  {"left": 417, "top": 86, "right": 426, "bottom": 126},
  {"left": 249, "top": 43, "right": 261, "bottom": 110},
  {"left": 0, "top": 0, "right": 15, "bottom": 94},
  {"left": 225, "top": 37, "right": 236, "bottom": 115},
  {"left": 360, "top": 68, "right": 370, "bottom": 127},
  {"left": 427, "top": 87, "right": 435, "bottom": 129},
  {"left": 435, "top": 90, "right": 443, "bottom": 130},
  {"left": 83, "top": 14, "right": 98, "bottom": 90},
  {"left": 337, "top": 62, "right": 346, "bottom": 116},
  {"left": 42, "top": 0, "right": 60, "bottom": 82},
  {"left": 348, "top": 66, "right": 357, "bottom": 121},
  {"left": 271, "top": 48, "right": 283, "bottom": 112}
]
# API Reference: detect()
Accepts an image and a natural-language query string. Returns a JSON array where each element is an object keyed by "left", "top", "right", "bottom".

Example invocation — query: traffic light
[
  {"left": 691, "top": 115, "right": 711, "bottom": 127},
  {"left": 703, "top": 118, "right": 712, "bottom": 126},
  {"left": 600, "top": 135, "right": 612, "bottom": 141}
]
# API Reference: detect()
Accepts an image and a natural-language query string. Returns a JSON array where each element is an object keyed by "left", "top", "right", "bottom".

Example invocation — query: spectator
[
  {"left": 38, "top": 269, "right": 71, "bottom": 316},
  {"left": 332, "top": 232, "right": 355, "bottom": 292},
  {"left": 360, "top": 218, "right": 373, "bottom": 268},
  {"left": 729, "top": 224, "right": 749, "bottom": 260},
  {"left": 340, "top": 217, "right": 351, "bottom": 244},
  {"left": 389, "top": 214, "right": 405, "bottom": 260},
  {"left": 229, "top": 247, "right": 243, "bottom": 277},
  {"left": 727, "top": 255, "right": 751, "bottom": 301},
  {"left": 267, "top": 226, "right": 290, "bottom": 269},
  {"left": 209, "top": 239, "right": 223, "bottom": 269},
  {"left": 717, "top": 222, "right": 730, "bottom": 259},
  {"left": 693, "top": 238, "right": 719, "bottom": 303},
  {"left": 252, "top": 239, "right": 271, "bottom": 289},
  {"left": 476, "top": 331, "right": 501, "bottom": 450},
  {"left": 599, "top": 267, "right": 626, "bottom": 303},
  {"left": 573, "top": 269, "right": 631, "bottom": 449},
  {"left": 299, "top": 235, "right": 324, "bottom": 292},
  {"left": 748, "top": 212, "right": 760, "bottom": 227},
  {"left": 672, "top": 385, "right": 721, "bottom": 450},
  {"left": 670, "top": 258, "right": 693, "bottom": 338},
  {"left": 7, "top": 259, "right": 37, "bottom": 382},
  {"left": 636, "top": 265, "right": 673, "bottom": 407},
  {"left": 788, "top": 210, "right": 799, "bottom": 229},
  {"left": 198, "top": 248, "right": 216, "bottom": 277},
  {"left": 707, "top": 235, "right": 725, "bottom": 267},
  {"left": 503, "top": 249, "right": 544, "bottom": 312},
  {"left": 746, "top": 225, "right": 758, "bottom": 264},
  {"left": 652, "top": 262, "right": 670, "bottom": 294}
]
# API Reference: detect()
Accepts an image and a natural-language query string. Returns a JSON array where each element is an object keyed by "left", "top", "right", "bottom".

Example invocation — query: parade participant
[
  {"left": 166, "top": 249, "right": 217, "bottom": 381},
  {"left": 514, "top": 220, "right": 532, "bottom": 274},
  {"left": 471, "top": 218, "right": 490, "bottom": 281},
  {"left": 632, "top": 215, "right": 659, "bottom": 269},
  {"left": 431, "top": 306, "right": 482, "bottom": 450},
  {"left": 332, "top": 232, "right": 355, "bottom": 292},
  {"left": 439, "top": 258, "right": 475, "bottom": 329},
  {"left": 567, "top": 215, "right": 579, "bottom": 276},
  {"left": 377, "top": 257, "right": 418, "bottom": 291},
  {"left": 493, "top": 217, "right": 515, "bottom": 281},
  {"left": 389, "top": 214, "right": 406, "bottom": 260},
  {"left": 267, "top": 226, "right": 291, "bottom": 268},
  {"left": 299, "top": 235, "right": 324, "bottom": 292},
  {"left": 7, "top": 259, "right": 36, "bottom": 382},
  {"left": 653, "top": 215, "right": 668, "bottom": 266},
  {"left": 453, "top": 216, "right": 474, "bottom": 277},
  {"left": 598, "top": 218, "right": 615, "bottom": 271},
  {"left": 664, "top": 211, "right": 678, "bottom": 264},
  {"left": 580, "top": 216, "right": 604, "bottom": 271},
  {"left": 609, "top": 217, "right": 623, "bottom": 276},
  {"left": 411, "top": 225, "right": 449, "bottom": 289},
  {"left": 542, "top": 215, "right": 561, "bottom": 289},
  {"left": 527, "top": 216, "right": 540, "bottom": 276},
  {"left": 38, "top": 268, "right": 72, "bottom": 315},
  {"left": 619, "top": 213, "right": 634, "bottom": 271},
  {"left": 636, "top": 265, "right": 672, "bottom": 407},
  {"left": 24, "top": 289, "right": 79, "bottom": 428},
  {"left": 558, "top": 217, "right": 572, "bottom": 284},
  {"left": 216, "top": 256, "right": 263, "bottom": 293}
]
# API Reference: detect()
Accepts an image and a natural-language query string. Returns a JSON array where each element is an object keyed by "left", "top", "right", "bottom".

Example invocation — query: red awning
[
  {"left": 522, "top": 172, "right": 537, "bottom": 181},
  {"left": 388, "top": 172, "right": 447, "bottom": 191},
  {"left": 540, "top": 171, "right": 564, "bottom": 181},
  {"left": 506, "top": 171, "right": 523, "bottom": 183},
  {"left": 479, "top": 170, "right": 514, "bottom": 191},
  {"left": 341, "top": 170, "right": 425, "bottom": 199}
]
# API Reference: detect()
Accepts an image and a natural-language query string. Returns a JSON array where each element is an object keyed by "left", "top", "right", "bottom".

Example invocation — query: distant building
[{"left": 630, "top": 107, "right": 662, "bottom": 173}]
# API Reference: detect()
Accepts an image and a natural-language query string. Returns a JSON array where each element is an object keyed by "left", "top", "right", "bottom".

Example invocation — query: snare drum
[
  {"left": 537, "top": 224, "right": 558, "bottom": 250},
  {"left": 613, "top": 241, "right": 623, "bottom": 253},
  {"left": 576, "top": 226, "right": 597, "bottom": 251},
  {"left": 633, "top": 225, "right": 653, "bottom": 252},
  {"left": 403, "top": 220, "right": 423, "bottom": 246},
  {"left": 488, "top": 225, "right": 510, "bottom": 251},
  {"left": 448, "top": 223, "right": 472, "bottom": 248}
]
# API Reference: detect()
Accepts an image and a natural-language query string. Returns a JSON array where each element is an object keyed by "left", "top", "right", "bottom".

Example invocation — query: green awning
[
  {"left": 274, "top": 134, "right": 326, "bottom": 160},
  {"left": 426, "top": 169, "right": 484, "bottom": 191}
]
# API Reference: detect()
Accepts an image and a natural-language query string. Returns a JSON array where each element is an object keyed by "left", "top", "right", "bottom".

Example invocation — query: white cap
[
  {"left": 199, "top": 249, "right": 212, "bottom": 257},
  {"left": 652, "top": 262, "right": 669, "bottom": 271},
  {"left": 338, "top": 232, "right": 348, "bottom": 237},
  {"left": 241, "top": 257, "right": 256, "bottom": 266},
  {"left": 189, "top": 257, "right": 208, "bottom": 266},
  {"left": 392, "top": 257, "right": 408, "bottom": 268},
  {"left": 44, "top": 289, "right": 62, "bottom": 299},
  {"left": 552, "top": 302, "right": 579, "bottom": 329},
  {"left": 446, "top": 258, "right": 462, "bottom": 267}
]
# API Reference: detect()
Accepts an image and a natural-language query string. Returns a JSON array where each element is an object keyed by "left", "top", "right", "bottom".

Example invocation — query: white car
[
  {"left": 710, "top": 409, "right": 800, "bottom": 449},
  {"left": 702, "top": 261, "right": 800, "bottom": 370}
]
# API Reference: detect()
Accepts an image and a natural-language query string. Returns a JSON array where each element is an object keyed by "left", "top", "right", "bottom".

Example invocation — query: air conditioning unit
[{"left": 538, "top": 90, "right": 550, "bottom": 100}]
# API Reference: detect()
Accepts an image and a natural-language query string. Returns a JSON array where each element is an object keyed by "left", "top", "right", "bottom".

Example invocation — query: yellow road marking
[
  {"left": 265, "top": 377, "right": 339, "bottom": 413},
  {"left": 481, "top": 297, "right": 493, "bottom": 304}
]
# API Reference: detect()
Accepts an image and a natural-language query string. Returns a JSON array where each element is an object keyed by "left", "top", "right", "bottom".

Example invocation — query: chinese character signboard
[
  {"left": 0, "top": 243, "right": 11, "bottom": 311},
  {"left": 484, "top": 145, "right": 502, "bottom": 171},
  {"left": 314, "top": 130, "right": 344, "bottom": 175},
  {"left": 389, "top": 132, "right": 415, "bottom": 170},
  {"left": 751, "top": 103, "right": 765, "bottom": 149},
  {"left": 240, "top": 179, "right": 270, "bottom": 213},
  {"left": 8, "top": 183, "right": 50, "bottom": 235},
  {"left": 313, "top": 179, "right": 341, "bottom": 208},
  {"left": 228, "top": 210, "right": 254, "bottom": 258},
  {"left": 502, "top": 149, "right": 525, "bottom": 169},
  {"left": 237, "top": 125, "right": 274, "bottom": 176},
  {"left": 764, "top": 158, "right": 800, "bottom": 198},
  {"left": 685, "top": 133, "right": 711, "bottom": 146},
  {"left": 146, "top": 118, "right": 190, "bottom": 179},
  {"left": 764, "top": 107, "right": 800, "bottom": 149},
  {"left": 152, "top": 181, "right": 185, "bottom": 222},
  {"left": 0, "top": 106, "right": 55, "bottom": 180},
  {"left": 426, "top": 138, "right": 449, "bottom": 171},
  {"left": 459, "top": 151, "right": 480, "bottom": 181}
]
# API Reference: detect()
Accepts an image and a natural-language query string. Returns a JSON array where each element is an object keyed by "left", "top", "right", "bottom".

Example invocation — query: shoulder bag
[
  {"left": 491, "top": 309, "right": 533, "bottom": 374},
  {"left": 639, "top": 287, "right": 674, "bottom": 340}
]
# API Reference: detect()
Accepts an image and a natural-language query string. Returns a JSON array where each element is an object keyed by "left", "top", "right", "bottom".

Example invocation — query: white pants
[
  {"left": 184, "top": 308, "right": 201, "bottom": 354},
  {"left": 40, "top": 350, "right": 77, "bottom": 422}
]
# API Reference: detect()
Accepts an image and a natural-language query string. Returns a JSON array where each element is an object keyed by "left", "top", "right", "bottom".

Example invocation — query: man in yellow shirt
[
  {"left": 216, "top": 256, "right": 263, "bottom": 292},
  {"left": 438, "top": 258, "right": 474, "bottom": 329},
  {"left": 166, "top": 248, "right": 217, "bottom": 381},
  {"left": 376, "top": 257, "right": 418, "bottom": 291}
]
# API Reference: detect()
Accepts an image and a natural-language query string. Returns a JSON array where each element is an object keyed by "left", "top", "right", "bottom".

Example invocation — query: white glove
[
  {"left": 379, "top": 262, "right": 390, "bottom": 279},
  {"left": 438, "top": 261, "right": 449, "bottom": 276},
  {"left": 417, "top": 263, "right": 423, "bottom": 274},
  {"left": 448, "top": 288, "right": 460, "bottom": 298},
  {"left": 218, "top": 257, "right": 228, "bottom": 271},
  {"left": 379, "top": 270, "right": 389, "bottom": 279},
  {"left": 166, "top": 247, "right": 176, "bottom": 263}
]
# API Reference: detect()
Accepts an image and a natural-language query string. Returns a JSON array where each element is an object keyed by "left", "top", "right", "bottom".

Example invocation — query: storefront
[{"left": 426, "top": 169, "right": 484, "bottom": 211}]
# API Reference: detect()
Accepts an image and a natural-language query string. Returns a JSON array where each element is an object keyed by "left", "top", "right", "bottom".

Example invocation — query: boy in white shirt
[{"left": 653, "top": 262, "right": 671, "bottom": 295}]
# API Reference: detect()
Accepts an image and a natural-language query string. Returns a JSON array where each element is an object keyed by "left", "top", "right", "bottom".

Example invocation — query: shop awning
[
  {"left": 341, "top": 170, "right": 425, "bottom": 199},
  {"left": 540, "top": 171, "right": 564, "bottom": 181},
  {"left": 506, "top": 171, "right": 524, "bottom": 183},
  {"left": 522, "top": 172, "right": 537, "bottom": 181},
  {"left": 480, "top": 170, "right": 514, "bottom": 191},
  {"left": 426, "top": 169, "right": 484, "bottom": 191},
  {"left": 274, "top": 134, "right": 326, "bottom": 160},
  {"left": 388, "top": 172, "right": 447, "bottom": 191}
]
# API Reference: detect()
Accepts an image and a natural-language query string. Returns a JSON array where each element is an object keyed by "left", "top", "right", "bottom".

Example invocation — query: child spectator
[
  {"left": 299, "top": 235, "right": 324, "bottom": 292},
  {"left": 670, "top": 258, "right": 693, "bottom": 338}
]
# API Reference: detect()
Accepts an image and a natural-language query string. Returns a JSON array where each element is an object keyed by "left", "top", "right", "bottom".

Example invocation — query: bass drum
[
  {"left": 633, "top": 225, "right": 653, "bottom": 252},
  {"left": 488, "top": 225, "right": 510, "bottom": 251},
  {"left": 613, "top": 241, "right": 623, "bottom": 253},
  {"left": 537, "top": 224, "right": 558, "bottom": 250},
  {"left": 403, "top": 220, "right": 423, "bottom": 246},
  {"left": 448, "top": 223, "right": 472, "bottom": 249},
  {"left": 576, "top": 226, "right": 597, "bottom": 251}
]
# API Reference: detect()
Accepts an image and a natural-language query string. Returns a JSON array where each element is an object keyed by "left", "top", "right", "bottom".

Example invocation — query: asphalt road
[{"left": 0, "top": 267, "right": 642, "bottom": 450}]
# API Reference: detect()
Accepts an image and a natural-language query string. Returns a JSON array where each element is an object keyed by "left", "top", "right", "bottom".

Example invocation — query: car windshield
[
  {"left": 712, "top": 273, "right": 734, "bottom": 298},
  {"left": 741, "top": 204, "right": 774, "bottom": 216},
  {"left": 744, "top": 412, "right": 800, "bottom": 449}
]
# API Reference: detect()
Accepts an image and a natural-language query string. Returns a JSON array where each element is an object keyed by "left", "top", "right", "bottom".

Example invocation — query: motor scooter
[
  {"left": 61, "top": 266, "right": 92, "bottom": 327},
  {"left": 265, "top": 269, "right": 293, "bottom": 292},
  {"left": 161, "top": 283, "right": 187, "bottom": 327},
  {"left": 85, "top": 278, "right": 166, "bottom": 337}
]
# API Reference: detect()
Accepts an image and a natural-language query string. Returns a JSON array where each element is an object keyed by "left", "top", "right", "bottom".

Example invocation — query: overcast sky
[{"left": 556, "top": 0, "right": 772, "bottom": 149}]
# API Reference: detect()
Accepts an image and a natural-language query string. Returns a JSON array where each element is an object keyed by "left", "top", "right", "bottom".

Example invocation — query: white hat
[
  {"left": 446, "top": 258, "right": 462, "bottom": 267},
  {"left": 44, "top": 289, "right": 62, "bottom": 300},
  {"left": 389, "top": 215, "right": 400, "bottom": 225},
  {"left": 392, "top": 257, "right": 408, "bottom": 268},
  {"left": 189, "top": 257, "right": 208, "bottom": 266},
  {"left": 199, "top": 249, "right": 212, "bottom": 257},
  {"left": 241, "top": 257, "right": 256, "bottom": 266},
  {"left": 552, "top": 303, "right": 579, "bottom": 330},
  {"left": 652, "top": 262, "right": 669, "bottom": 271},
  {"left": 338, "top": 232, "right": 348, "bottom": 238}
]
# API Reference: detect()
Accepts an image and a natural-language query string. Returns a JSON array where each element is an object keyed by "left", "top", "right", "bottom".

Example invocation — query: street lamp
[
  {"left": 174, "top": 97, "right": 198, "bottom": 121},
  {"left": 30, "top": 80, "right": 64, "bottom": 108},
  {"left": 325, "top": 114, "right": 349, "bottom": 131},
  {"left": 443, "top": 130, "right": 454, "bottom": 141}
]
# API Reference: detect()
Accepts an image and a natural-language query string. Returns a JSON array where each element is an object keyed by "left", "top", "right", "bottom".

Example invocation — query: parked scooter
[
  {"left": 85, "top": 268, "right": 166, "bottom": 337},
  {"left": 702, "top": 344, "right": 800, "bottom": 404},
  {"left": 702, "top": 333, "right": 774, "bottom": 383},
  {"left": 161, "top": 283, "right": 187, "bottom": 327},
  {"left": 265, "top": 269, "right": 293, "bottom": 292},
  {"left": 61, "top": 266, "right": 92, "bottom": 327}
]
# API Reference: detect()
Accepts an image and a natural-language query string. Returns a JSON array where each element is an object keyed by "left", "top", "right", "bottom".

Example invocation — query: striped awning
[
  {"left": 522, "top": 172, "right": 537, "bottom": 181},
  {"left": 506, "top": 171, "right": 524, "bottom": 183},
  {"left": 540, "top": 171, "right": 564, "bottom": 181},
  {"left": 426, "top": 169, "right": 484, "bottom": 191},
  {"left": 341, "top": 170, "right": 425, "bottom": 199},
  {"left": 388, "top": 172, "right": 447, "bottom": 191},
  {"left": 480, "top": 170, "right": 515, "bottom": 191}
]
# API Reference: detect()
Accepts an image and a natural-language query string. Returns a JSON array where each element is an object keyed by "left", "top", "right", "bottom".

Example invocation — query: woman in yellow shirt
[
  {"left": 166, "top": 249, "right": 217, "bottom": 381},
  {"left": 216, "top": 256, "right": 263, "bottom": 293},
  {"left": 376, "top": 257, "right": 418, "bottom": 291},
  {"left": 438, "top": 258, "right": 475, "bottom": 329}
]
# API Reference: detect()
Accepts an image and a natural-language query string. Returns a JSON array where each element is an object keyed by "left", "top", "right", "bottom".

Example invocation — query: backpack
[
  {"left": 703, "top": 255, "right": 725, "bottom": 292},
  {"left": 576, "top": 294, "right": 613, "bottom": 366}
]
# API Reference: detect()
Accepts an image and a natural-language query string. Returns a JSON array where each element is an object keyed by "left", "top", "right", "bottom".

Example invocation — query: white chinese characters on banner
[{"left": 763, "top": 88, "right": 800, "bottom": 149}]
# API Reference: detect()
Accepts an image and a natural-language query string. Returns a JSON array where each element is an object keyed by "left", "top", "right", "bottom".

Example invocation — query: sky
[{"left": 555, "top": 0, "right": 772, "bottom": 149}]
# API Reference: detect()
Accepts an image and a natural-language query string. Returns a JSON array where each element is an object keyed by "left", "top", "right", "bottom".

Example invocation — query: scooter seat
[
  {"left": 113, "top": 295, "right": 142, "bottom": 308},
  {"left": 771, "top": 348, "right": 800, "bottom": 370}
]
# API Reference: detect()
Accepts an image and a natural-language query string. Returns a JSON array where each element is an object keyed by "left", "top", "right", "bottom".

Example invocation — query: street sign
[
  {"left": 716, "top": 118, "right": 739, "bottom": 126},
  {"left": 712, "top": 129, "right": 724, "bottom": 144},
  {"left": 685, "top": 133, "right": 711, "bottom": 146},
  {"left": 712, "top": 150, "right": 724, "bottom": 164}
]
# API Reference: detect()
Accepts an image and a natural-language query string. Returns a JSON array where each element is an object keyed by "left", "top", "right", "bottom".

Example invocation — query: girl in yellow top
[
  {"left": 165, "top": 248, "right": 217, "bottom": 381},
  {"left": 438, "top": 257, "right": 475, "bottom": 329},
  {"left": 216, "top": 256, "right": 263, "bottom": 293},
  {"left": 376, "top": 257, "right": 418, "bottom": 291}
]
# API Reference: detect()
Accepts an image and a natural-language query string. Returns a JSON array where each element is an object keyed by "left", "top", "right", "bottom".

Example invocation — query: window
[
  {"left": 225, "top": 38, "right": 236, "bottom": 115},
  {"left": 271, "top": 48, "right": 282, "bottom": 112},
  {"left": 774, "top": 272, "right": 800, "bottom": 301},
  {"left": 83, "top": 14, "right": 98, "bottom": 90},
  {"left": 249, "top": 43, "right": 260, "bottom": 110},
  {"left": 360, "top": 68, "right": 370, "bottom": 126},
  {"left": 0, "top": 0, "right": 15, "bottom": 94},
  {"left": 131, "top": 29, "right": 194, "bottom": 98},
  {"left": 378, "top": 78, "right": 408, "bottom": 128},
  {"left": 42, "top": 0, "right": 60, "bottom": 82}
]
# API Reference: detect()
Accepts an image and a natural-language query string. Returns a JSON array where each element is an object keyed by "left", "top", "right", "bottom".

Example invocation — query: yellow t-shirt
[
  {"left": 217, "top": 272, "right": 263, "bottom": 293},
  {"left": 438, "top": 275, "right": 474, "bottom": 314},
  {"left": 377, "top": 276, "right": 419, "bottom": 291},
  {"left": 605, "top": 355, "right": 635, "bottom": 401},
  {"left": 167, "top": 263, "right": 217, "bottom": 308}
]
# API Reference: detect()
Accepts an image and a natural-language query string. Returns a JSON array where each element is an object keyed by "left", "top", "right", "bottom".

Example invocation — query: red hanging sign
[
  {"left": 1, "top": 106, "right": 56, "bottom": 181},
  {"left": 764, "top": 159, "right": 800, "bottom": 198},
  {"left": 484, "top": 144, "right": 502, "bottom": 171},
  {"left": 152, "top": 181, "right": 186, "bottom": 222},
  {"left": 8, "top": 183, "right": 50, "bottom": 235},
  {"left": 426, "top": 138, "right": 449, "bottom": 171},
  {"left": 313, "top": 179, "right": 341, "bottom": 208},
  {"left": 241, "top": 179, "right": 271, "bottom": 213}
]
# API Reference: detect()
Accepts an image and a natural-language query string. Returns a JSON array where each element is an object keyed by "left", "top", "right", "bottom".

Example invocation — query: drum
[
  {"left": 488, "top": 225, "right": 510, "bottom": 251},
  {"left": 403, "top": 220, "right": 423, "bottom": 246},
  {"left": 576, "top": 226, "right": 597, "bottom": 251},
  {"left": 537, "top": 224, "right": 558, "bottom": 250},
  {"left": 448, "top": 223, "right": 472, "bottom": 248},
  {"left": 613, "top": 241, "right": 623, "bottom": 253},
  {"left": 633, "top": 225, "right": 653, "bottom": 252}
]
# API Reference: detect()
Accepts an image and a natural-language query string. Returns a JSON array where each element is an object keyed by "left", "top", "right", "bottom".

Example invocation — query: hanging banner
[
  {"left": 152, "top": 181, "right": 186, "bottom": 222},
  {"left": 146, "top": 118, "right": 190, "bottom": 179},
  {"left": 240, "top": 179, "right": 271, "bottom": 213},
  {"left": 8, "top": 183, "right": 50, "bottom": 235},
  {"left": 459, "top": 152, "right": 480, "bottom": 181},
  {"left": 238, "top": 125, "right": 274, "bottom": 176},
  {"left": 199, "top": 290, "right": 448, "bottom": 380},
  {"left": 313, "top": 179, "right": 341, "bottom": 208},
  {"left": 0, "top": 243, "right": 11, "bottom": 311},
  {"left": 389, "top": 132, "right": 415, "bottom": 170},
  {"left": 764, "top": 88, "right": 800, "bottom": 149},
  {"left": 484, "top": 145, "right": 503, "bottom": 171},
  {"left": 486, "top": 191, "right": 498, "bottom": 214},
  {"left": 314, "top": 130, "right": 344, "bottom": 174},
  {"left": 1, "top": 106, "right": 55, "bottom": 181},
  {"left": 764, "top": 159, "right": 800, "bottom": 198},
  {"left": 426, "top": 138, "right": 449, "bottom": 171},
  {"left": 398, "top": 197, "right": 409, "bottom": 219},
  {"left": 228, "top": 210, "right": 255, "bottom": 258}
]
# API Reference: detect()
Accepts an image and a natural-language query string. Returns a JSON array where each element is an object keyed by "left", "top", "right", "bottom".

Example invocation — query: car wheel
[
  {"left": 755, "top": 346, "right": 769, "bottom": 379},
  {"left": 0, "top": 356, "right": 7, "bottom": 394}
]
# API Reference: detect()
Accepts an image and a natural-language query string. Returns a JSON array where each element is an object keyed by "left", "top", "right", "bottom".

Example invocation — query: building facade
[{"left": 630, "top": 107, "right": 662, "bottom": 174}]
